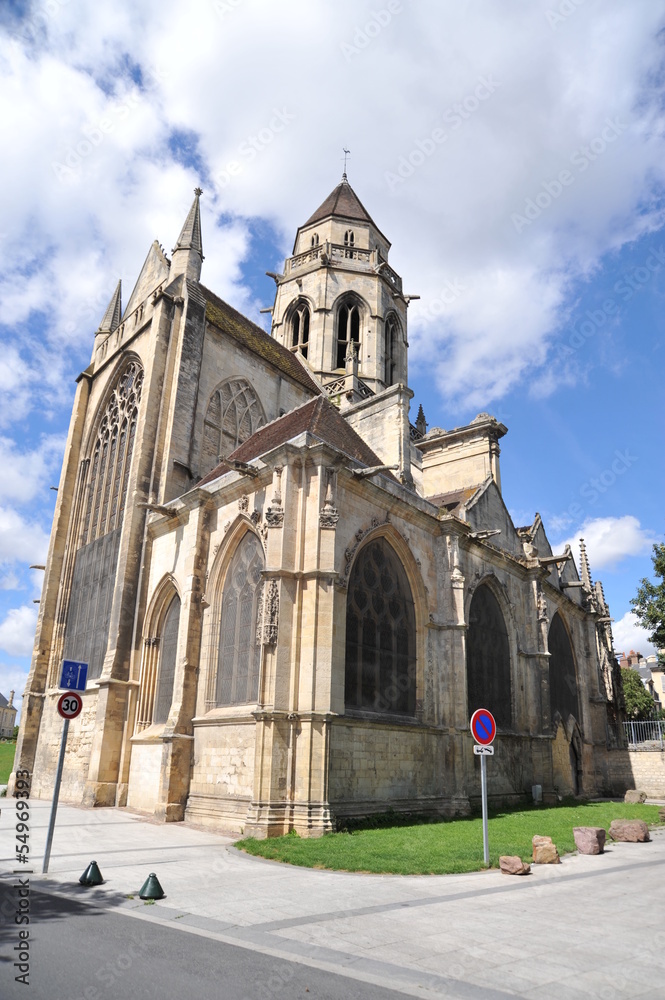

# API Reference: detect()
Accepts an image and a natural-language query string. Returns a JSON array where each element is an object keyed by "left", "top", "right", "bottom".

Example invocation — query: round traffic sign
[
  {"left": 470, "top": 708, "right": 496, "bottom": 745},
  {"left": 57, "top": 691, "right": 83, "bottom": 720}
]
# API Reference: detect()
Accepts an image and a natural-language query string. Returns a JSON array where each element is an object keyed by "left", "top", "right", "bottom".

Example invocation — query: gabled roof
[
  {"left": 123, "top": 240, "right": 170, "bottom": 319},
  {"left": 200, "top": 285, "right": 321, "bottom": 395},
  {"left": 197, "top": 396, "right": 393, "bottom": 487},
  {"left": 428, "top": 485, "right": 483, "bottom": 514},
  {"left": 0, "top": 692, "right": 10, "bottom": 708}
]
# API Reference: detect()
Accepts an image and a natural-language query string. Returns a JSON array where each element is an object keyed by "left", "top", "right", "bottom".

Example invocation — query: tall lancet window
[
  {"left": 216, "top": 532, "right": 264, "bottom": 706},
  {"left": 153, "top": 594, "right": 181, "bottom": 725},
  {"left": 466, "top": 584, "right": 512, "bottom": 729},
  {"left": 336, "top": 299, "right": 361, "bottom": 369},
  {"left": 291, "top": 301, "right": 310, "bottom": 359},
  {"left": 384, "top": 314, "right": 399, "bottom": 386},
  {"left": 63, "top": 359, "right": 143, "bottom": 680}
]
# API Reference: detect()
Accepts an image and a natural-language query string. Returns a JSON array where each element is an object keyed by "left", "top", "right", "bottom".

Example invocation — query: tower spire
[
  {"left": 342, "top": 147, "right": 350, "bottom": 181},
  {"left": 170, "top": 187, "right": 204, "bottom": 283},
  {"left": 96, "top": 280, "right": 122, "bottom": 335}
]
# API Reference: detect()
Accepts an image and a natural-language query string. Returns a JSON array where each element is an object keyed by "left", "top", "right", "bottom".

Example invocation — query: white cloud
[
  {"left": 0, "top": 605, "right": 37, "bottom": 658},
  {"left": 0, "top": 0, "right": 663, "bottom": 418},
  {"left": 0, "top": 506, "right": 50, "bottom": 568},
  {"left": 0, "top": 663, "right": 28, "bottom": 726},
  {"left": 561, "top": 515, "right": 657, "bottom": 571},
  {"left": 611, "top": 611, "right": 657, "bottom": 660},
  {"left": 0, "top": 435, "right": 65, "bottom": 503}
]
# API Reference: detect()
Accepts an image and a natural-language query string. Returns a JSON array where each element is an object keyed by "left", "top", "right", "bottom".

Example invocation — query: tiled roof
[
  {"left": 304, "top": 178, "right": 380, "bottom": 231},
  {"left": 201, "top": 286, "right": 321, "bottom": 395},
  {"left": 428, "top": 485, "right": 482, "bottom": 513},
  {"left": 196, "top": 459, "right": 232, "bottom": 489},
  {"left": 197, "top": 396, "right": 394, "bottom": 486}
]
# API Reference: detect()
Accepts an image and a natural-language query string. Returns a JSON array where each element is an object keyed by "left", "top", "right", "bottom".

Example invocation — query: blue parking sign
[{"left": 60, "top": 660, "right": 88, "bottom": 692}]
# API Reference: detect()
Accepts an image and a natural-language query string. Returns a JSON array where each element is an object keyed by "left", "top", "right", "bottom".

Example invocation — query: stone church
[{"left": 12, "top": 176, "right": 625, "bottom": 836}]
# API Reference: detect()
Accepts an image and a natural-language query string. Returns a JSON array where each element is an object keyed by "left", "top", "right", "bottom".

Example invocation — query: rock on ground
[
  {"left": 624, "top": 790, "right": 647, "bottom": 804},
  {"left": 532, "top": 836, "right": 560, "bottom": 864},
  {"left": 499, "top": 855, "right": 531, "bottom": 875},
  {"left": 573, "top": 826, "right": 606, "bottom": 855},
  {"left": 608, "top": 819, "right": 650, "bottom": 843}
]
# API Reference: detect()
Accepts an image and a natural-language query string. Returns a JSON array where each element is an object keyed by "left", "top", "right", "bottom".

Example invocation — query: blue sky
[{"left": 1, "top": 0, "right": 664, "bottom": 719}]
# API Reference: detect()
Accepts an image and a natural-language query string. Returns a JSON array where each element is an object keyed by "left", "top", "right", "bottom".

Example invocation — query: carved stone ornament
[
  {"left": 256, "top": 579, "right": 279, "bottom": 645},
  {"left": 238, "top": 495, "right": 249, "bottom": 513},
  {"left": 265, "top": 505, "right": 284, "bottom": 527},
  {"left": 319, "top": 475, "right": 339, "bottom": 529},
  {"left": 341, "top": 513, "right": 396, "bottom": 587},
  {"left": 250, "top": 509, "right": 262, "bottom": 526}
]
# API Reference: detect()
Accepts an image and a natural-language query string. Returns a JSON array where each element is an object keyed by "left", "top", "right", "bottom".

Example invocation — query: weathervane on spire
[{"left": 342, "top": 148, "right": 350, "bottom": 180}]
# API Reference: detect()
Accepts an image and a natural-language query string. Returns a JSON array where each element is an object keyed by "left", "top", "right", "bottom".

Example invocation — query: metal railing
[{"left": 623, "top": 720, "right": 665, "bottom": 749}]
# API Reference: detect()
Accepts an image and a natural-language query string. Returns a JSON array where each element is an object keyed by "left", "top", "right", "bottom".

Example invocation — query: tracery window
[
  {"left": 200, "top": 378, "right": 265, "bottom": 476},
  {"left": 82, "top": 360, "right": 143, "bottom": 545},
  {"left": 291, "top": 301, "right": 310, "bottom": 359},
  {"left": 345, "top": 538, "right": 416, "bottom": 716},
  {"left": 548, "top": 613, "right": 579, "bottom": 725},
  {"left": 384, "top": 314, "right": 399, "bottom": 386},
  {"left": 343, "top": 230, "right": 355, "bottom": 247},
  {"left": 216, "top": 533, "right": 264, "bottom": 706},
  {"left": 63, "top": 359, "right": 143, "bottom": 680},
  {"left": 466, "top": 584, "right": 512, "bottom": 728},
  {"left": 336, "top": 299, "right": 361, "bottom": 369}
]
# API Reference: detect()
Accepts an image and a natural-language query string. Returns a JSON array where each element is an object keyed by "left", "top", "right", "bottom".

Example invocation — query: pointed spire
[
  {"left": 96, "top": 280, "right": 122, "bottom": 335},
  {"left": 579, "top": 537, "right": 592, "bottom": 590},
  {"left": 416, "top": 403, "right": 427, "bottom": 437},
  {"left": 170, "top": 188, "right": 204, "bottom": 283}
]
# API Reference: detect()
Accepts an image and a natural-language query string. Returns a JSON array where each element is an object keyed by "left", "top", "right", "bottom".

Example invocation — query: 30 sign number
[{"left": 57, "top": 691, "right": 83, "bottom": 720}]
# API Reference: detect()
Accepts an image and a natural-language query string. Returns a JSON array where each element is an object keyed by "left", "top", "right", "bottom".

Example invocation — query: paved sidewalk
[{"left": 1, "top": 799, "right": 665, "bottom": 999}]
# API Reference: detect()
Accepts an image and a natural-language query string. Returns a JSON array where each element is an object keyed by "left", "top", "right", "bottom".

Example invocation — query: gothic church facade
[{"left": 12, "top": 179, "right": 624, "bottom": 836}]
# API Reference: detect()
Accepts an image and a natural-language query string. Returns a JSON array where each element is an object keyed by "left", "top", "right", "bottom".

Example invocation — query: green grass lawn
[
  {"left": 0, "top": 741, "right": 16, "bottom": 784},
  {"left": 237, "top": 802, "right": 663, "bottom": 875}
]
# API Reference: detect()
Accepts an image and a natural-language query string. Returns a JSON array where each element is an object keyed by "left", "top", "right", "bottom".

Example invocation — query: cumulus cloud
[
  {"left": 612, "top": 611, "right": 657, "bottom": 660},
  {"left": 0, "top": 605, "right": 37, "bottom": 658},
  {"left": 0, "top": 0, "right": 663, "bottom": 418},
  {"left": 0, "top": 435, "right": 65, "bottom": 503},
  {"left": 561, "top": 515, "right": 657, "bottom": 571},
  {"left": 0, "top": 506, "right": 50, "bottom": 568}
]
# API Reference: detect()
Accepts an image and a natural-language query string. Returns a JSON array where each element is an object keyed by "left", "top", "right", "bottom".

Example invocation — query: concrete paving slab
[{"left": 1, "top": 799, "right": 665, "bottom": 999}]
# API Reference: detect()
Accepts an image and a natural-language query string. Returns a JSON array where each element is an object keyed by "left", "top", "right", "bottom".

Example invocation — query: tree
[
  {"left": 630, "top": 543, "right": 665, "bottom": 656},
  {"left": 620, "top": 667, "right": 656, "bottom": 720}
]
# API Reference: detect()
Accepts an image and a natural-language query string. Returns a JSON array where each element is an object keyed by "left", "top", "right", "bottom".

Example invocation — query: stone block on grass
[
  {"left": 499, "top": 855, "right": 530, "bottom": 875},
  {"left": 608, "top": 819, "right": 650, "bottom": 843},
  {"left": 573, "top": 826, "right": 606, "bottom": 855},
  {"left": 624, "top": 789, "right": 647, "bottom": 804}
]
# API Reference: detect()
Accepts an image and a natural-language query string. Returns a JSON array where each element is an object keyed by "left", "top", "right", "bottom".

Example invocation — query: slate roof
[
  {"left": 197, "top": 396, "right": 394, "bottom": 487},
  {"left": 200, "top": 285, "right": 321, "bottom": 395},
  {"left": 427, "top": 485, "right": 483, "bottom": 514},
  {"left": 0, "top": 692, "right": 11, "bottom": 709},
  {"left": 303, "top": 178, "right": 388, "bottom": 244}
]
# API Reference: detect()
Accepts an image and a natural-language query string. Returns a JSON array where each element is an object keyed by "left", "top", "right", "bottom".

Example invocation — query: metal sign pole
[
  {"left": 42, "top": 718, "right": 69, "bottom": 874},
  {"left": 480, "top": 751, "right": 489, "bottom": 866}
]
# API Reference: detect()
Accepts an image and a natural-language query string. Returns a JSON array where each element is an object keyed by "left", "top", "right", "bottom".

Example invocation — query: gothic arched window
[
  {"left": 548, "top": 613, "right": 579, "bottom": 725},
  {"left": 311, "top": 233, "right": 319, "bottom": 247},
  {"left": 291, "top": 301, "right": 310, "bottom": 359},
  {"left": 82, "top": 360, "right": 143, "bottom": 545},
  {"left": 345, "top": 538, "right": 416, "bottom": 716},
  {"left": 216, "top": 533, "right": 264, "bottom": 706},
  {"left": 153, "top": 594, "right": 181, "bottom": 725},
  {"left": 384, "top": 314, "right": 400, "bottom": 386},
  {"left": 200, "top": 378, "right": 265, "bottom": 477},
  {"left": 466, "top": 584, "right": 512, "bottom": 728},
  {"left": 63, "top": 359, "right": 143, "bottom": 680},
  {"left": 336, "top": 299, "right": 361, "bottom": 369},
  {"left": 344, "top": 230, "right": 355, "bottom": 247}
]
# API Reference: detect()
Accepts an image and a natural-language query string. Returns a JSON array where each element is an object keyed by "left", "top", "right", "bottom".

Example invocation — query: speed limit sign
[{"left": 57, "top": 691, "right": 83, "bottom": 720}]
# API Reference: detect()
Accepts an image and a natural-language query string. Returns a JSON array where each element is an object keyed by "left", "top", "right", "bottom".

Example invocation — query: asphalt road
[{"left": 0, "top": 883, "right": 413, "bottom": 1000}]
